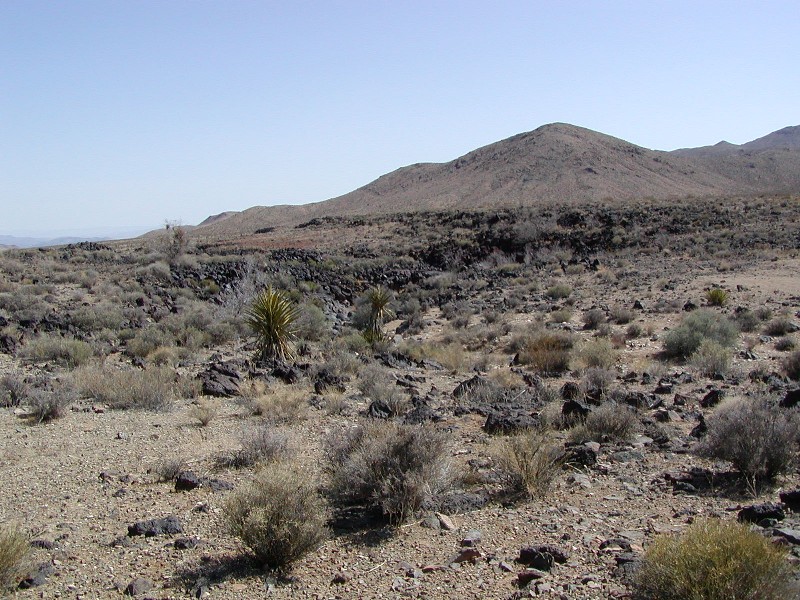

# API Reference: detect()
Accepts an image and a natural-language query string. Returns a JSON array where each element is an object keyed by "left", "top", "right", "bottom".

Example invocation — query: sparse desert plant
[
  {"left": 582, "top": 367, "right": 616, "bottom": 397},
  {"left": 690, "top": 339, "right": 732, "bottom": 377},
  {"left": 764, "top": 316, "right": 794, "bottom": 337},
  {"left": 733, "top": 309, "right": 760, "bottom": 333},
  {"left": 188, "top": 398, "right": 219, "bottom": 426},
  {"left": 582, "top": 308, "right": 606, "bottom": 330},
  {"left": 495, "top": 431, "right": 565, "bottom": 498},
  {"left": 696, "top": 395, "right": 800, "bottom": 487},
  {"left": 784, "top": 349, "right": 800, "bottom": 380},
  {"left": 545, "top": 283, "right": 572, "bottom": 299},
  {"left": 251, "top": 386, "right": 308, "bottom": 424},
  {"left": 609, "top": 305, "right": 635, "bottom": 324},
  {"left": 150, "top": 457, "right": 188, "bottom": 482},
  {"left": 25, "top": 388, "right": 72, "bottom": 424},
  {"left": 570, "top": 403, "right": 637, "bottom": 443},
  {"left": 246, "top": 287, "right": 299, "bottom": 362},
  {"left": 516, "top": 332, "right": 574, "bottom": 375},
  {"left": 359, "top": 286, "right": 395, "bottom": 344},
  {"left": 0, "top": 374, "right": 28, "bottom": 408},
  {"left": 0, "top": 523, "right": 29, "bottom": 592},
  {"left": 358, "top": 364, "right": 409, "bottom": 417},
  {"left": 72, "top": 366, "right": 176, "bottom": 411},
  {"left": 634, "top": 518, "right": 793, "bottom": 600},
  {"left": 775, "top": 336, "right": 796, "bottom": 351},
  {"left": 626, "top": 322, "right": 644, "bottom": 339},
  {"left": 579, "top": 338, "right": 617, "bottom": 369},
  {"left": 548, "top": 308, "right": 573, "bottom": 324},
  {"left": 295, "top": 302, "right": 330, "bottom": 341},
  {"left": 326, "top": 421, "right": 455, "bottom": 524},
  {"left": 125, "top": 327, "right": 174, "bottom": 359},
  {"left": 217, "top": 425, "right": 290, "bottom": 469},
  {"left": 705, "top": 288, "right": 729, "bottom": 307},
  {"left": 223, "top": 460, "right": 328, "bottom": 569},
  {"left": 18, "top": 334, "right": 93, "bottom": 368},
  {"left": 663, "top": 309, "right": 738, "bottom": 359}
]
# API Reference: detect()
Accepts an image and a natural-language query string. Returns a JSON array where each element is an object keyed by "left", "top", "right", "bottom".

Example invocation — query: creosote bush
[
  {"left": 663, "top": 309, "right": 738, "bottom": 359},
  {"left": 690, "top": 339, "right": 732, "bottom": 377},
  {"left": 223, "top": 461, "right": 328, "bottom": 569},
  {"left": 0, "top": 523, "right": 29, "bottom": 592},
  {"left": 495, "top": 431, "right": 565, "bottom": 498},
  {"left": 634, "top": 518, "right": 793, "bottom": 600},
  {"left": 570, "top": 403, "right": 638, "bottom": 443},
  {"left": 696, "top": 396, "right": 800, "bottom": 486},
  {"left": 326, "top": 421, "right": 455, "bottom": 524}
]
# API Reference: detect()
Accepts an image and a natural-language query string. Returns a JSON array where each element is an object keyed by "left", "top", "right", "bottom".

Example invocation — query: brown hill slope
[{"left": 194, "top": 123, "right": 800, "bottom": 239}]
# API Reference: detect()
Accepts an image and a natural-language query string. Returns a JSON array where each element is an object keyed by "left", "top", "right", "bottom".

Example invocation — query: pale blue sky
[{"left": 2, "top": 1, "right": 798, "bottom": 236}]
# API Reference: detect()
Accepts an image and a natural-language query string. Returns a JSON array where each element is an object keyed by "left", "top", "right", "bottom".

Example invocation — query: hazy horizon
[{"left": 3, "top": 1, "right": 798, "bottom": 236}]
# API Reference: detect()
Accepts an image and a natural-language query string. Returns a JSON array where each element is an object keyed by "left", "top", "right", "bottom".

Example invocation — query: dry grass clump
[
  {"left": 72, "top": 366, "right": 176, "bottom": 411},
  {"left": 18, "top": 334, "right": 93, "bottom": 368},
  {"left": 150, "top": 457, "right": 188, "bottom": 482},
  {"left": 609, "top": 305, "right": 635, "bottom": 324},
  {"left": 570, "top": 403, "right": 638, "bottom": 443},
  {"left": 358, "top": 364, "right": 409, "bottom": 417},
  {"left": 0, "top": 374, "right": 28, "bottom": 408},
  {"left": 634, "top": 518, "right": 794, "bottom": 600},
  {"left": 495, "top": 431, "right": 565, "bottom": 498},
  {"left": 239, "top": 384, "right": 308, "bottom": 424},
  {"left": 763, "top": 316, "right": 794, "bottom": 337},
  {"left": 545, "top": 283, "right": 572, "bottom": 299},
  {"left": 582, "top": 308, "right": 606, "bottom": 330},
  {"left": 326, "top": 421, "right": 456, "bottom": 524},
  {"left": 25, "top": 387, "right": 74, "bottom": 424},
  {"left": 0, "top": 524, "right": 29, "bottom": 592},
  {"left": 223, "top": 461, "right": 328, "bottom": 569},
  {"left": 579, "top": 338, "right": 617, "bottom": 369},
  {"left": 695, "top": 396, "right": 800, "bottom": 487},
  {"left": 188, "top": 398, "right": 219, "bottom": 426},
  {"left": 217, "top": 425, "right": 290, "bottom": 469},
  {"left": 690, "top": 340, "right": 732, "bottom": 377},
  {"left": 515, "top": 332, "right": 574, "bottom": 375},
  {"left": 784, "top": 349, "right": 800, "bottom": 380}
]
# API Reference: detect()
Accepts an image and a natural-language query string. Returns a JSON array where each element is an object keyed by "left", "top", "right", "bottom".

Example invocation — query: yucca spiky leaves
[
  {"left": 246, "top": 287, "right": 299, "bottom": 362},
  {"left": 364, "top": 286, "right": 394, "bottom": 343}
]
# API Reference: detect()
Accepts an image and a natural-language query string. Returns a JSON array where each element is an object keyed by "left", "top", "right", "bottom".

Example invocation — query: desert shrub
[
  {"left": 0, "top": 523, "right": 29, "bottom": 591},
  {"left": 125, "top": 327, "right": 174, "bottom": 359},
  {"left": 295, "top": 302, "right": 330, "bottom": 341},
  {"left": 582, "top": 308, "right": 606, "bottom": 330},
  {"left": 188, "top": 398, "right": 219, "bottom": 426},
  {"left": 609, "top": 305, "right": 635, "bottom": 324},
  {"left": 72, "top": 366, "right": 176, "bottom": 411},
  {"left": 626, "top": 322, "right": 644, "bottom": 339},
  {"left": 146, "top": 346, "right": 180, "bottom": 367},
  {"left": 764, "top": 316, "right": 794, "bottom": 337},
  {"left": 545, "top": 283, "right": 572, "bottom": 299},
  {"left": 634, "top": 518, "right": 793, "bottom": 600},
  {"left": 250, "top": 387, "right": 308, "bottom": 424},
  {"left": 19, "top": 335, "right": 93, "bottom": 368},
  {"left": 25, "top": 387, "right": 73, "bottom": 424},
  {"left": 516, "top": 332, "right": 574, "bottom": 375},
  {"left": 495, "top": 431, "right": 565, "bottom": 498},
  {"left": 696, "top": 396, "right": 800, "bottom": 485},
  {"left": 705, "top": 288, "right": 729, "bottom": 307},
  {"left": 358, "top": 364, "right": 409, "bottom": 417},
  {"left": 0, "top": 374, "right": 28, "bottom": 408},
  {"left": 326, "top": 421, "right": 455, "bottom": 524},
  {"left": 582, "top": 367, "right": 616, "bottom": 397},
  {"left": 150, "top": 457, "right": 188, "bottom": 482},
  {"left": 223, "top": 461, "right": 328, "bottom": 569},
  {"left": 663, "top": 309, "right": 738, "bottom": 359},
  {"left": 247, "top": 287, "right": 300, "bottom": 362},
  {"left": 733, "top": 309, "right": 760, "bottom": 333},
  {"left": 218, "top": 425, "right": 290, "bottom": 469},
  {"left": 68, "top": 304, "right": 125, "bottom": 333},
  {"left": 570, "top": 403, "right": 637, "bottom": 443},
  {"left": 548, "top": 308, "right": 573, "bottom": 324},
  {"left": 775, "top": 336, "right": 796, "bottom": 351},
  {"left": 784, "top": 350, "right": 800, "bottom": 380},
  {"left": 690, "top": 340, "right": 732, "bottom": 377},
  {"left": 353, "top": 286, "right": 394, "bottom": 344},
  {"left": 754, "top": 306, "right": 773, "bottom": 322},
  {"left": 579, "top": 338, "right": 617, "bottom": 369}
]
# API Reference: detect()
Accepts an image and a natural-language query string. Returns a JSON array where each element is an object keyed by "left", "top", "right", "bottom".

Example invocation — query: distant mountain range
[
  {"left": 0, "top": 226, "right": 157, "bottom": 249},
  {"left": 190, "top": 123, "right": 800, "bottom": 239}
]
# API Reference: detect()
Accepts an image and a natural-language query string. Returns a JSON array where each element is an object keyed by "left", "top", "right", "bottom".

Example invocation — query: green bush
[
  {"left": 125, "top": 327, "right": 174, "bottom": 359},
  {"left": 696, "top": 396, "right": 800, "bottom": 486},
  {"left": 579, "top": 338, "right": 617, "bottom": 369},
  {"left": 246, "top": 287, "right": 299, "bottom": 362},
  {"left": 326, "top": 421, "right": 455, "bottom": 524},
  {"left": 545, "top": 283, "right": 572, "bottom": 299},
  {"left": 223, "top": 461, "right": 328, "bottom": 569},
  {"left": 495, "top": 431, "right": 565, "bottom": 498},
  {"left": 570, "top": 403, "right": 637, "bottom": 443},
  {"left": 0, "top": 524, "right": 29, "bottom": 591},
  {"left": 634, "top": 518, "right": 793, "bottom": 600},
  {"left": 690, "top": 339, "right": 732, "bottom": 377},
  {"left": 19, "top": 335, "right": 93, "bottom": 368},
  {"left": 663, "top": 309, "right": 738, "bottom": 359}
]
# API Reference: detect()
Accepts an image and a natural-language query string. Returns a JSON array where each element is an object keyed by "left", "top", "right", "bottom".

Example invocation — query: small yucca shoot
[
  {"left": 246, "top": 287, "right": 300, "bottom": 362},
  {"left": 364, "top": 286, "right": 394, "bottom": 342}
]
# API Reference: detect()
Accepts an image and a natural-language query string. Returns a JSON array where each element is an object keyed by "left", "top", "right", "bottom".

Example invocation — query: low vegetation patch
[
  {"left": 570, "top": 403, "right": 638, "bottom": 443},
  {"left": 326, "top": 421, "right": 455, "bottom": 524},
  {"left": 19, "top": 334, "right": 93, "bottom": 368},
  {"left": 72, "top": 366, "right": 177, "bottom": 411},
  {"left": 0, "top": 524, "right": 29, "bottom": 592},
  {"left": 515, "top": 332, "right": 574, "bottom": 375},
  {"left": 634, "top": 518, "right": 793, "bottom": 600},
  {"left": 663, "top": 309, "right": 738, "bottom": 359},
  {"left": 495, "top": 431, "right": 565, "bottom": 498},
  {"left": 224, "top": 461, "right": 328, "bottom": 569}
]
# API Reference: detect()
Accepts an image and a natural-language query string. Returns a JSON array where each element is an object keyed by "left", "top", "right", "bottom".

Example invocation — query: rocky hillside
[{"left": 192, "top": 123, "right": 800, "bottom": 239}]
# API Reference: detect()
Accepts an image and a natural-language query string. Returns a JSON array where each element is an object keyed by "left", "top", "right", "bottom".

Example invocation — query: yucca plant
[
  {"left": 705, "top": 288, "right": 729, "bottom": 307},
  {"left": 246, "top": 287, "right": 300, "bottom": 362},
  {"left": 363, "top": 286, "right": 394, "bottom": 343}
]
